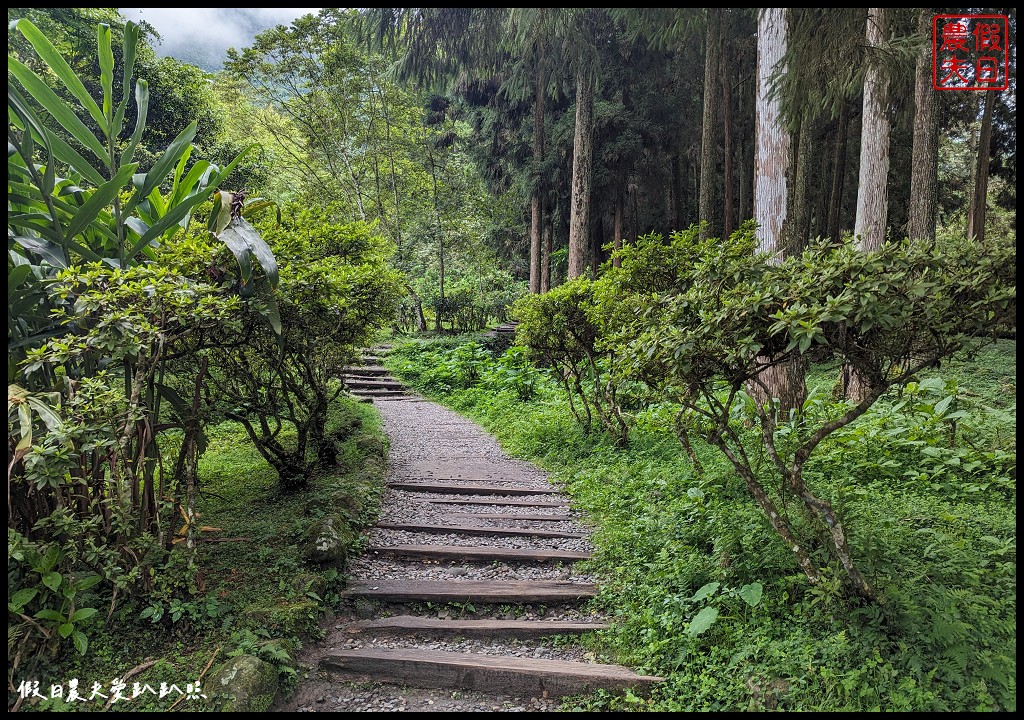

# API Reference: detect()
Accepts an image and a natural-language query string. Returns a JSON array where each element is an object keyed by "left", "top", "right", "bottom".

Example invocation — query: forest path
[{"left": 271, "top": 351, "right": 660, "bottom": 712}]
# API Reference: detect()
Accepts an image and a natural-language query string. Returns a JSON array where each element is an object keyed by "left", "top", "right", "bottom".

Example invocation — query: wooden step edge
[
  {"left": 342, "top": 579, "right": 598, "bottom": 603},
  {"left": 366, "top": 543, "right": 591, "bottom": 562},
  {"left": 417, "top": 498, "right": 569, "bottom": 508},
  {"left": 320, "top": 648, "right": 663, "bottom": 699},
  {"left": 387, "top": 481, "right": 558, "bottom": 496},
  {"left": 343, "top": 616, "right": 609, "bottom": 638},
  {"left": 374, "top": 522, "right": 585, "bottom": 539}
]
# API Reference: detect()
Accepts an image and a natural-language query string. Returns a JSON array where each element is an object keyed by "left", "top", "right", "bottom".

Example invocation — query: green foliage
[
  {"left": 161, "top": 206, "right": 405, "bottom": 489},
  {"left": 513, "top": 279, "right": 630, "bottom": 445},
  {"left": 514, "top": 222, "right": 1015, "bottom": 598},
  {"left": 402, "top": 331, "right": 1014, "bottom": 711}
]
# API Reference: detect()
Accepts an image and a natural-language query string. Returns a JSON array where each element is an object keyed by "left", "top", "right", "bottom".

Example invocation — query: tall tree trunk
[
  {"left": 568, "top": 66, "right": 594, "bottom": 280},
  {"left": 541, "top": 214, "right": 552, "bottom": 292},
  {"left": 854, "top": 8, "right": 892, "bottom": 251},
  {"left": 752, "top": 8, "right": 806, "bottom": 413},
  {"left": 848, "top": 8, "right": 892, "bottom": 403},
  {"left": 699, "top": 8, "right": 723, "bottom": 240},
  {"left": 827, "top": 100, "right": 850, "bottom": 242},
  {"left": 613, "top": 185, "right": 624, "bottom": 268},
  {"left": 788, "top": 109, "right": 816, "bottom": 255},
  {"left": 754, "top": 8, "right": 791, "bottom": 257},
  {"left": 429, "top": 153, "right": 445, "bottom": 332},
  {"left": 722, "top": 39, "right": 735, "bottom": 239},
  {"left": 908, "top": 9, "right": 939, "bottom": 245},
  {"left": 968, "top": 89, "right": 994, "bottom": 244},
  {"left": 529, "top": 66, "right": 545, "bottom": 293},
  {"left": 671, "top": 155, "right": 683, "bottom": 230}
]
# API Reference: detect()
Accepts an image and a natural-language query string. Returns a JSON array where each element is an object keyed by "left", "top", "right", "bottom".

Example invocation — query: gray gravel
[{"left": 271, "top": 390, "right": 608, "bottom": 713}]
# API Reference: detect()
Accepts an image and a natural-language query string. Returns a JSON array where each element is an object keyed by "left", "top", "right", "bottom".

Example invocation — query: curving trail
[{"left": 272, "top": 350, "right": 660, "bottom": 712}]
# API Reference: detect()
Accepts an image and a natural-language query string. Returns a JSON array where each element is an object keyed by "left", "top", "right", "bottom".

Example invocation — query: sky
[{"left": 118, "top": 8, "right": 322, "bottom": 70}]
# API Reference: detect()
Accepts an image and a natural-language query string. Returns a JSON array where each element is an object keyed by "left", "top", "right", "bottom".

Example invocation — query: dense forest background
[{"left": 7, "top": 7, "right": 1016, "bottom": 713}]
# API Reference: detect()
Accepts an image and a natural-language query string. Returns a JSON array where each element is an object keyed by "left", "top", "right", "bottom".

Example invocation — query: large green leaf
[
  {"left": 11, "top": 236, "right": 68, "bottom": 268},
  {"left": 216, "top": 216, "right": 279, "bottom": 290},
  {"left": 686, "top": 606, "right": 719, "bottom": 637},
  {"left": 11, "top": 19, "right": 105, "bottom": 130},
  {"left": 97, "top": 23, "right": 114, "bottom": 124},
  {"left": 128, "top": 186, "right": 215, "bottom": 257},
  {"left": 120, "top": 80, "right": 149, "bottom": 166},
  {"left": 122, "top": 121, "right": 198, "bottom": 215},
  {"left": 63, "top": 163, "right": 139, "bottom": 244},
  {"left": 8, "top": 58, "right": 109, "bottom": 167},
  {"left": 112, "top": 22, "right": 141, "bottom": 138}
]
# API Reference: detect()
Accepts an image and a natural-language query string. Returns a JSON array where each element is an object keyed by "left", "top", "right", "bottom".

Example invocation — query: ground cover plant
[
  {"left": 9, "top": 396, "right": 387, "bottom": 711},
  {"left": 385, "top": 331, "right": 1016, "bottom": 712}
]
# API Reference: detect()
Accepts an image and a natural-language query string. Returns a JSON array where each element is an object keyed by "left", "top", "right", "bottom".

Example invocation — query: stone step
[
  {"left": 375, "top": 522, "right": 585, "bottom": 539},
  {"left": 388, "top": 481, "right": 556, "bottom": 496},
  {"left": 366, "top": 544, "right": 591, "bottom": 563},
  {"left": 450, "top": 512, "right": 572, "bottom": 521},
  {"left": 320, "top": 648, "right": 663, "bottom": 699},
  {"left": 342, "top": 615, "right": 608, "bottom": 638},
  {"left": 417, "top": 497, "right": 569, "bottom": 508},
  {"left": 343, "top": 579, "right": 597, "bottom": 604}
]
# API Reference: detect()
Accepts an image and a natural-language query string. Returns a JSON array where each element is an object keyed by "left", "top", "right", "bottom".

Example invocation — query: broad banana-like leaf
[
  {"left": 208, "top": 191, "right": 234, "bottom": 235},
  {"left": 8, "top": 57, "right": 109, "bottom": 167},
  {"left": 8, "top": 265, "right": 32, "bottom": 299},
  {"left": 11, "top": 19, "right": 105, "bottom": 130},
  {"left": 11, "top": 235, "right": 68, "bottom": 268},
  {"left": 216, "top": 216, "right": 279, "bottom": 291}
]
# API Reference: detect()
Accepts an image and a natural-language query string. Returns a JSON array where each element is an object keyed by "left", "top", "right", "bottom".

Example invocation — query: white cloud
[{"left": 119, "top": 8, "right": 322, "bottom": 66}]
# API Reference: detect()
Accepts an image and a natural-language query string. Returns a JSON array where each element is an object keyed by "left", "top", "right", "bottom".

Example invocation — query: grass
[
  {"left": 18, "top": 396, "right": 388, "bottom": 712},
  {"left": 385, "top": 335, "right": 1016, "bottom": 712}
]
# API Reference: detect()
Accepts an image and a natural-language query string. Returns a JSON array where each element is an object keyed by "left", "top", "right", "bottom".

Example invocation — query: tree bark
[
  {"left": 529, "top": 66, "right": 545, "bottom": 293},
  {"left": 613, "top": 185, "right": 624, "bottom": 268},
  {"left": 854, "top": 8, "right": 892, "bottom": 251},
  {"left": 827, "top": 100, "right": 849, "bottom": 242},
  {"left": 699, "top": 8, "right": 723, "bottom": 240},
  {"left": 754, "top": 8, "right": 790, "bottom": 257},
  {"left": 722, "top": 39, "right": 735, "bottom": 240},
  {"left": 908, "top": 9, "right": 939, "bottom": 245},
  {"left": 847, "top": 8, "right": 892, "bottom": 403},
  {"left": 967, "top": 89, "right": 994, "bottom": 244},
  {"left": 752, "top": 8, "right": 806, "bottom": 413},
  {"left": 567, "top": 65, "right": 594, "bottom": 280},
  {"left": 541, "top": 215, "right": 552, "bottom": 292}
]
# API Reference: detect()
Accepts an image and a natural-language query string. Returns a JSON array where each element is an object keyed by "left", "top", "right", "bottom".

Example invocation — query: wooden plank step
[
  {"left": 351, "top": 389, "right": 411, "bottom": 397},
  {"left": 343, "top": 579, "right": 597, "bottom": 603},
  {"left": 341, "top": 366, "right": 390, "bottom": 376},
  {"left": 450, "top": 512, "right": 571, "bottom": 521},
  {"left": 375, "top": 522, "right": 584, "bottom": 539},
  {"left": 366, "top": 544, "right": 590, "bottom": 563},
  {"left": 346, "top": 379, "right": 405, "bottom": 389},
  {"left": 418, "top": 497, "right": 569, "bottom": 508},
  {"left": 343, "top": 615, "right": 609, "bottom": 638},
  {"left": 388, "top": 481, "right": 556, "bottom": 496},
  {"left": 320, "top": 648, "right": 663, "bottom": 699}
]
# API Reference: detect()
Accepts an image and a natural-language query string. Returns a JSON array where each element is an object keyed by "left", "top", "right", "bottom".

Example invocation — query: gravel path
[{"left": 270, "top": 393, "right": 606, "bottom": 713}]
